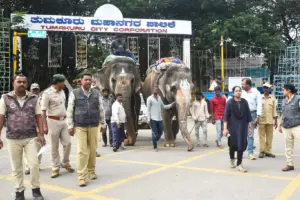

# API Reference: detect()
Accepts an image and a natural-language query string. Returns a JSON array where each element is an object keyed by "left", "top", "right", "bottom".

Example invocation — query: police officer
[
  {"left": 41, "top": 74, "right": 74, "bottom": 178},
  {"left": 24, "top": 83, "right": 43, "bottom": 175},
  {"left": 0, "top": 74, "right": 45, "bottom": 200}
]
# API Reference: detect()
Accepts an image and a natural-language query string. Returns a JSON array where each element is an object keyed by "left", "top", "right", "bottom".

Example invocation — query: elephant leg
[
  {"left": 162, "top": 110, "right": 176, "bottom": 147},
  {"left": 172, "top": 118, "right": 179, "bottom": 140}
]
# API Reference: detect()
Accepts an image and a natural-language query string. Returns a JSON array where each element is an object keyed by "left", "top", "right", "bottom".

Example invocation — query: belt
[
  {"left": 48, "top": 116, "right": 66, "bottom": 121},
  {"left": 250, "top": 110, "right": 257, "bottom": 113}
]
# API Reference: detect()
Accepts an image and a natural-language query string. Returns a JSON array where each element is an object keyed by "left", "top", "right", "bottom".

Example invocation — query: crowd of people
[
  {"left": 0, "top": 74, "right": 299, "bottom": 200},
  {"left": 190, "top": 78, "right": 299, "bottom": 173}
]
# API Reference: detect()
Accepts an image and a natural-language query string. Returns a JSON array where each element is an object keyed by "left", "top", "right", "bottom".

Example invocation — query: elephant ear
[{"left": 93, "top": 70, "right": 108, "bottom": 95}]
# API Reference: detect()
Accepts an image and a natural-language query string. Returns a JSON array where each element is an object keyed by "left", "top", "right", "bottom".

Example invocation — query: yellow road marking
[
  {"left": 96, "top": 146, "right": 151, "bottom": 160},
  {"left": 62, "top": 194, "right": 119, "bottom": 200},
  {"left": 0, "top": 174, "right": 118, "bottom": 199},
  {"left": 175, "top": 166, "right": 294, "bottom": 181},
  {"left": 39, "top": 161, "right": 76, "bottom": 170},
  {"left": 274, "top": 174, "right": 300, "bottom": 200},
  {"left": 103, "top": 158, "right": 166, "bottom": 167},
  {"left": 274, "top": 153, "right": 300, "bottom": 157},
  {"left": 0, "top": 155, "right": 8, "bottom": 159},
  {"left": 88, "top": 148, "right": 226, "bottom": 194},
  {"left": 98, "top": 157, "right": 295, "bottom": 181}
]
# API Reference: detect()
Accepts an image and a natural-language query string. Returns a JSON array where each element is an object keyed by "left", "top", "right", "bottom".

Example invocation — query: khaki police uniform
[{"left": 41, "top": 86, "right": 71, "bottom": 171}]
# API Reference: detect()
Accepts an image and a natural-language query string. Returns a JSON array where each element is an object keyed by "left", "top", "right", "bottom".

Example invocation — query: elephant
[
  {"left": 142, "top": 64, "right": 194, "bottom": 151},
  {"left": 93, "top": 56, "right": 142, "bottom": 146}
]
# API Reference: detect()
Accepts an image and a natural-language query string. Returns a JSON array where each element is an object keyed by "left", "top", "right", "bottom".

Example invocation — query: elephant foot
[
  {"left": 123, "top": 138, "right": 135, "bottom": 146},
  {"left": 164, "top": 141, "right": 176, "bottom": 147}
]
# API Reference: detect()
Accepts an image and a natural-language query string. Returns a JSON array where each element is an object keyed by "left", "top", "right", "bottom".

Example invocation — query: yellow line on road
[
  {"left": 102, "top": 158, "right": 166, "bottom": 167},
  {"left": 96, "top": 146, "right": 151, "bottom": 160},
  {"left": 274, "top": 153, "right": 300, "bottom": 157},
  {"left": 0, "top": 155, "right": 8, "bottom": 159},
  {"left": 274, "top": 174, "right": 300, "bottom": 200},
  {"left": 88, "top": 148, "right": 226, "bottom": 194},
  {"left": 175, "top": 166, "right": 294, "bottom": 181},
  {"left": 62, "top": 194, "right": 119, "bottom": 200},
  {"left": 0, "top": 174, "right": 118, "bottom": 200},
  {"left": 0, "top": 174, "right": 84, "bottom": 196},
  {"left": 94, "top": 156, "right": 295, "bottom": 182}
]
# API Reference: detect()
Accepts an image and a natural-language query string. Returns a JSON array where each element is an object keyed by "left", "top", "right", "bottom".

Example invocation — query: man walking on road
[
  {"left": 24, "top": 83, "right": 43, "bottom": 175},
  {"left": 190, "top": 92, "right": 210, "bottom": 147},
  {"left": 111, "top": 93, "right": 126, "bottom": 152},
  {"left": 279, "top": 84, "right": 300, "bottom": 171},
  {"left": 258, "top": 83, "right": 277, "bottom": 158},
  {"left": 100, "top": 88, "right": 114, "bottom": 148},
  {"left": 147, "top": 88, "right": 175, "bottom": 152},
  {"left": 241, "top": 78, "right": 262, "bottom": 160},
  {"left": 42, "top": 74, "right": 74, "bottom": 178},
  {"left": 67, "top": 73, "right": 106, "bottom": 187},
  {"left": 210, "top": 86, "right": 226, "bottom": 148},
  {"left": 0, "top": 74, "right": 45, "bottom": 200}
]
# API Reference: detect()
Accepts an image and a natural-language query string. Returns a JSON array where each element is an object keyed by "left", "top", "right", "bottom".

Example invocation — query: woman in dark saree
[{"left": 223, "top": 86, "right": 252, "bottom": 173}]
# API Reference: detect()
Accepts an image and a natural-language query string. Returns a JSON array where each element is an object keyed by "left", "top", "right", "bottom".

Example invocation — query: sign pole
[
  {"left": 221, "top": 35, "right": 225, "bottom": 92},
  {"left": 13, "top": 32, "right": 17, "bottom": 76}
]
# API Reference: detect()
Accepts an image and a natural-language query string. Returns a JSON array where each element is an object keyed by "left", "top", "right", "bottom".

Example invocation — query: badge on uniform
[{"left": 9, "top": 103, "right": 17, "bottom": 109}]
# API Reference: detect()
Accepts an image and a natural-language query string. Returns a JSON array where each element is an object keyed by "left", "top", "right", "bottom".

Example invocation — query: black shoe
[
  {"left": 25, "top": 169, "right": 30, "bottom": 175},
  {"left": 15, "top": 190, "right": 25, "bottom": 200},
  {"left": 32, "top": 188, "right": 44, "bottom": 200},
  {"left": 259, "top": 152, "right": 265, "bottom": 158},
  {"left": 265, "top": 153, "right": 276, "bottom": 158},
  {"left": 113, "top": 147, "right": 117, "bottom": 152}
]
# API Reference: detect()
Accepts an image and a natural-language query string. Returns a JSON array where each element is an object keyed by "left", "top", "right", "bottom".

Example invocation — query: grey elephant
[
  {"left": 142, "top": 64, "right": 194, "bottom": 151},
  {"left": 93, "top": 57, "right": 142, "bottom": 146}
]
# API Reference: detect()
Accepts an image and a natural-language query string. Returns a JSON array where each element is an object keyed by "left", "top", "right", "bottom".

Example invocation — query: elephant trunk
[{"left": 176, "top": 89, "right": 194, "bottom": 151}]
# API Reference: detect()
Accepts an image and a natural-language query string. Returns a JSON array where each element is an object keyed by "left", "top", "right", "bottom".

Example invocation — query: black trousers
[{"left": 229, "top": 147, "right": 243, "bottom": 166}]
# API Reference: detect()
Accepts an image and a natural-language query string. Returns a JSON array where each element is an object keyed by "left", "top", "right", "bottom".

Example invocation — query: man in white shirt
[
  {"left": 224, "top": 88, "right": 232, "bottom": 103},
  {"left": 190, "top": 92, "right": 210, "bottom": 147},
  {"left": 147, "top": 88, "right": 175, "bottom": 152},
  {"left": 241, "top": 78, "right": 262, "bottom": 160},
  {"left": 111, "top": 93, "right": 126, "bottom": 152}
]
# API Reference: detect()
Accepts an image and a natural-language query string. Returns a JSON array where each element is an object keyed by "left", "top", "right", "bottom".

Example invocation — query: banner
[
  {"left": 75, "top": 35, "right": 88, "bottom": 69},
  {"left": 48, "top": 34, "right": 62, "bottom": 68},
  {"left": 11, "top": 14, "right": 192, "bottom": 35}
]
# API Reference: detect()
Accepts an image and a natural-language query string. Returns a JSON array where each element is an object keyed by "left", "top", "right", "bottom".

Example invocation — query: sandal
[{"left": 282, "top": 165, "right": 294, "bottom": 172}]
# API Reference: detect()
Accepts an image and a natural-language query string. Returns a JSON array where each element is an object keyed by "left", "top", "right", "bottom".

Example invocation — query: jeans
[
  {"left": 150, "top": 120, "right": 163, "bottom": 149},
  {"left": 111, "top": 123, "right": 125, "bottom": 149},
  {"left": 248, "top": 113, "right": 257, "bottom": 155},
  {"left": 216, "top": 120, "right": 224, "bottom": 145}
]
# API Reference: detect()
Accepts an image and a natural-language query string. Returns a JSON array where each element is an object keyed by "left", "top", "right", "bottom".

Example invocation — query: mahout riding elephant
[
  {"left": 93, "top": 56, "right": 142, "bottom": 146},
  {"left": 142, "top": 64, "right": 194, "bottom": 151}
]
